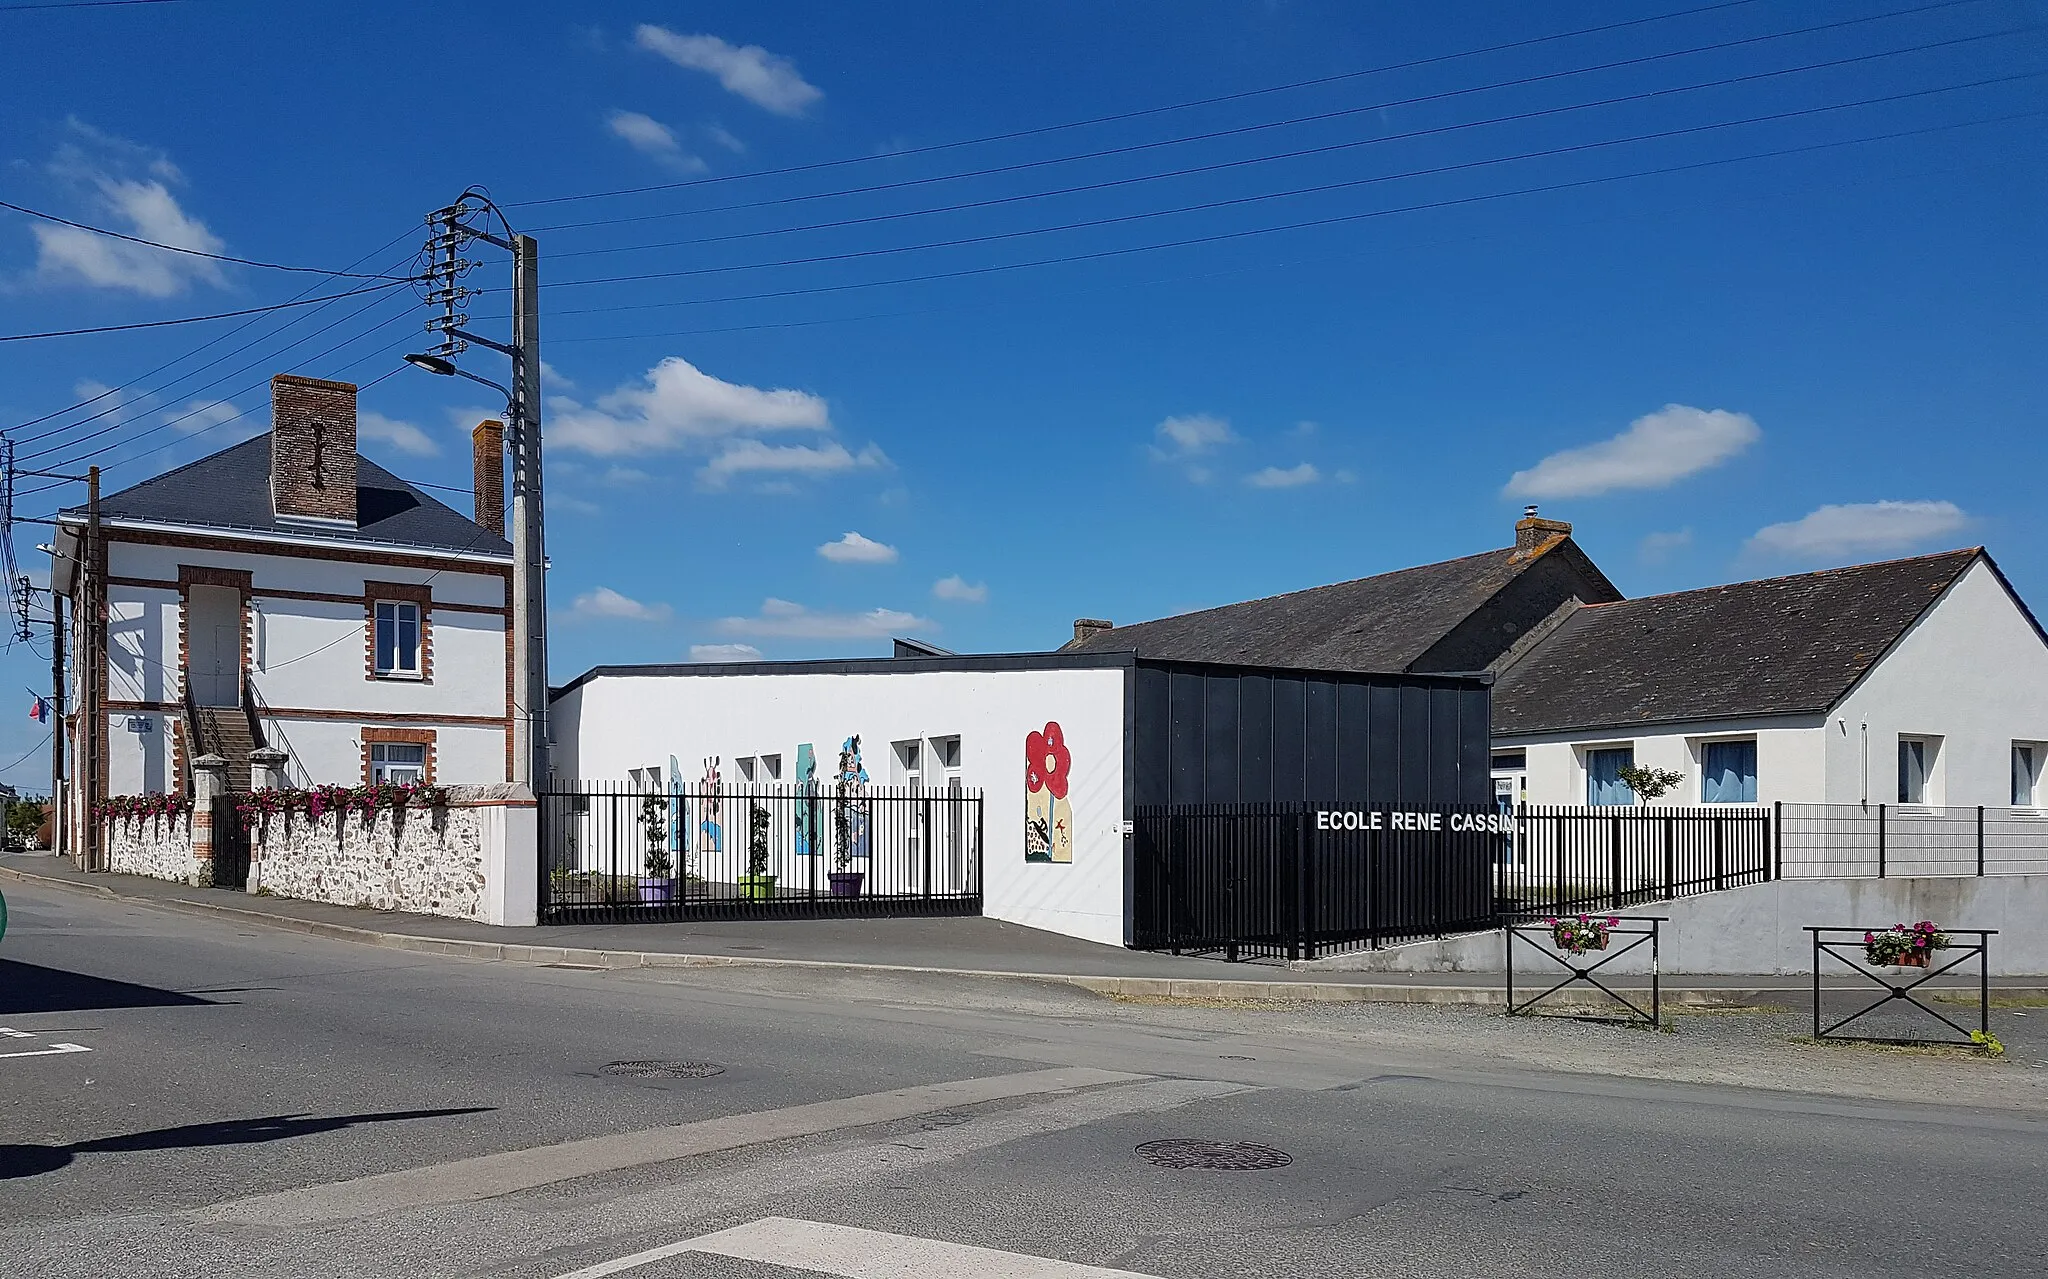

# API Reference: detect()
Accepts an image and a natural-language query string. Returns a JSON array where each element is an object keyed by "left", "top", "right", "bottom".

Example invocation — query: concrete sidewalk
[{"left": 6, "top": 853, "right": 2039, "bottom": 1008}]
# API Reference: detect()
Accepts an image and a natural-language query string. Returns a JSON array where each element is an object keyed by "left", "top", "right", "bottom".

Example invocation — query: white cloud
[
  {"left": 552, "top": 494, "right": 602, "bottom": 516},
  {"left": 1333, "top": 468, "right": 1358, "bottom": 484},
  {"left": 818, "top": 531, "right": 898, "bottom": 564},
  {"left": 1151, "top": 412, "right": 1235, "bottom": 457},
  {"left": 550, "top": 355, "right": 830, "bottom": 456},
  {"left": 567, "top": 586, "right": 673, "bottom": 622},
  {"left": 700, "top": 439, "right": 887, "bottom": 489},
  {"left": 689, "top": 643, "right": 762, "bottom": 662},
  {"left": 1638, "top": 528, "right": 1694, "bottom": 563},
  {"left": 933, "top": 575, "right": 988, "bottom": 603},
  {"left": 704, "top": 123, "right": 747, "bottom": 154},
  {"left": 715, "top": 598, "right": 934, "bottom": 639},
  {"left": 605, "top": 110, "right": 706, "bottom": 172},
  {"left": 30, "top": 123, "right": 225, "bottom": 297},
  {"left": 358, "top": 409, "right": 439, "bottom": 457},
  {"left": 1506, "top": 404, "right": 1759, "bottom": 499},
  {"left": 1246, "top": 462, "right": 1320, "bottom": 489},
  {"left": 634, "top": 27, "right": 823, "bottom": 116},
  {"left": 1746, "top": 501, "right": 1968, "bottom": 559},
  {"left": 168, "top": 398, "right": 245, "bottom": 438}
]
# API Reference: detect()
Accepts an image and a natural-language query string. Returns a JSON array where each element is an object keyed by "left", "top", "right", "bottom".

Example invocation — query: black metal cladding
[{"left": 1130, "top": 661, "right": 1492, "bottom": 808}]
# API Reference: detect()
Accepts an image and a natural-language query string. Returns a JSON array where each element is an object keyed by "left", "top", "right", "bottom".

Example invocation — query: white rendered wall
[
  {"left": 1825, "top": 558, "right": 2048, "bottom": 807},
  {"left": 1504, "top": 717, "right": 1823, "bottom": 808},
  {"left": 553, "top": 665, "right": 1130, "bottom": 945}
]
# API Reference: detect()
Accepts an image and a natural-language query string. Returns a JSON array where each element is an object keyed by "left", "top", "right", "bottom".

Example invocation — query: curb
[{"left": 0, "top": 862, "right": 1993, "bottom": 1010}]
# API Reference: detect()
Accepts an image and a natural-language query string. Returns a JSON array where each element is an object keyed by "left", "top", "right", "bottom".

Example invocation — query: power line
[
  {"left": 510, "top": 0, "right": 1783, "bottom": 211},
  {"left": 0, "top": 199, "right": 416, "bottom": 279},
  {"left": 539, "top": 71, "right": 2046, "bottom": 297},
  {"left": 2, "top": 226, "right": 422, "bottom": 436},
  {"left": 0, "top": 0, "right": 181, "bottom": 10},
  {"left": 528, "top": 0, "right": 1993, "bottom": 234},
  {"left": 0, "top": 278, "right": 416, "bottom": 343},
  {"left": 547, "top": 27, "right": 2034, "bottom": 273},
  {"left": 534, "top": 104, "right": 2045, "bottom": 326},
  {"left": 0, "top": 730, "right": 52, "bottom": 781}
]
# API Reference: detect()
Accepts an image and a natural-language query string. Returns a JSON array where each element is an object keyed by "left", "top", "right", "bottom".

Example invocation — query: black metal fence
[
  {"left": 1500, "top": 805, "right": 1772, "bottom": 917},
  {"left": 210, "top": 793, "right": 250, "bottom": 890},
  {"left": 1778, "top": 803, "right": 2048, "bottom": 878},
  {"left": 538, "top": 782, "right": 983, "bottom": 923},
  {"left": 1131, "top": 804, "right": 1501, "bottom": 960}
]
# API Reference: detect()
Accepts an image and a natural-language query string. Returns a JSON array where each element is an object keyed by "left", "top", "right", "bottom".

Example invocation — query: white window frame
[
  {"left": 373, "top": 599, "right": 422, "bottom": 678},
  {"left": 1696, "top": 735, "right": 1760, "bottom": 806},
  {"left": 1581, "top": 743, "right": 1636, "bottom": 808},
  {"left": 2014, "top": 742, "right": 2045, "bottom": 810},
  {"left": 1897, "top": 735, "right": 1941, "bottom": 807},
  {"left": 369, "top": 741, "right": 427, "bottom": 784}
]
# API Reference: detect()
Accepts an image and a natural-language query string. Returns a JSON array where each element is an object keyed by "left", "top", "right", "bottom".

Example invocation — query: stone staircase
[{"left": 188, "top": 705, "right": 260, "bottom": 791}]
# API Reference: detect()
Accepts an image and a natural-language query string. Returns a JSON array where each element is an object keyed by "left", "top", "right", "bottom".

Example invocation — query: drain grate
[
  {"left": 1137, "top": 1139, "right": 1292, "bottom": 1171},
  {"left": 601, "top": 1060, "right": 725, "bottom": 1079}
]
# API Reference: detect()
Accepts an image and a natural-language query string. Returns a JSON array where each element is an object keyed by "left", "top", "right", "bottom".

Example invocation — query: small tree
[
  {"left": 2, "top": 799, "right": 43, "bottom": 851},
  {"left": 640, "top": 791, "right": 672, "bottom": 880},
  {"left": 1615, "top": 763, "right": 1684, "bottom": 802},
  {"left": 748, "top": 802, "right": 771, "bottom": 878}
]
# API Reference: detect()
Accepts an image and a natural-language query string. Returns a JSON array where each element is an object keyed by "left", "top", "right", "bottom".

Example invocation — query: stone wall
[
  {"left": 104, "top": 812, "right": 200, "bottom": 883},
  {"left": 247, "top": 787, "right": 507, "bottom": 922}
]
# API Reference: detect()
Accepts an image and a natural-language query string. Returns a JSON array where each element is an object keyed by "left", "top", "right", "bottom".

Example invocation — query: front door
[{"left": 187, "top": 585, "right": 241, "bottom": 707}]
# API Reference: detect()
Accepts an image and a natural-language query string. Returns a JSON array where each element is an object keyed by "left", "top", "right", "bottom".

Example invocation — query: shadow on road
[
  {"left": 0, "top": 1107, "right": 494, "bottom": 1180},
  {"left": 0, "top": 958, "right": 218, "bottom": 1015}
]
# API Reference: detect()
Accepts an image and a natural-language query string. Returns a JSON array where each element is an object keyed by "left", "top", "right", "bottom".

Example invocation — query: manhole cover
[
  {"left": 600, "top": 1060, "right": 725, "bottom": 1078},
  {"left": 1137, "top": 1139, "right": 1291, "bottom": 1171}
]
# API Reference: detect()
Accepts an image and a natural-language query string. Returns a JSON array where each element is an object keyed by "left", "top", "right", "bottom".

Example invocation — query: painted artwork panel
[
  {"left": 699, "top": 756, "right": 724, "bottom": 854},
  {"left": 1025, "top": 721, "right": 1073, "bottom": 864},
  {"left": 668, "top": 755, "right": 684, "bottom": 858},
  {"left": 795, "top": 743, "right": 818, "bottom": 856},
  {"left": 833, "top": 735, "right": 871, "bottom": 863}
]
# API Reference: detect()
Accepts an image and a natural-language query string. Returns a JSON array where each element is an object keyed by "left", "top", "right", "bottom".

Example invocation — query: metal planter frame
[
  {"left": 1505, "top": 915, "right": 1664, "bottom": 1027},
  {"left": 1807, "top": 926, "right": 1995, "bottom": 1047}
]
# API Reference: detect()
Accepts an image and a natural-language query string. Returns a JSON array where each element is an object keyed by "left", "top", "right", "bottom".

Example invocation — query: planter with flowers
[
  {"left": 1547, "top": 914, "right": 1619, "bottom": 954},
  {"left": 739, "top": 802, "right": 776, "bottom": 900},
  {"left": 234, "top": 781, "right": 448, "bottom": 832},
  {"left": 1863, "top": 921, "right": 1949, "bottom": 968},
  {"left": 96, "top": 792, "right": 194, "bottom": 825}
]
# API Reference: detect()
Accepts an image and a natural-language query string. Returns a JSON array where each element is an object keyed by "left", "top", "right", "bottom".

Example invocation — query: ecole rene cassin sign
[{"left": 1315, "top": 810, "right": 1513, "bottom": 834}]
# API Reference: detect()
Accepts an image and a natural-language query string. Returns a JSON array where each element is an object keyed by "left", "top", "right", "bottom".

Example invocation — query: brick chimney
[
  {"left": 1072, "top": 618, "right": 1114, "bottom": 644},
  {"left": 472, "top": 419, "right": 505, "bottom": 537},
  {"left": 1513, "top": 505, "right": 1572, "bottom": 559},
  {"left": 270, "top": 374, "right": 358, "bottom": 525}
]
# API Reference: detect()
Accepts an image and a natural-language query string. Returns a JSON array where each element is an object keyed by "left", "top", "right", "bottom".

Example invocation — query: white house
[
  {"left": 54, "top": 373, "right": 515, "bottom": 837},
  {"left": 1489, "top": 549, "right": 2048, "bottom": 814}
]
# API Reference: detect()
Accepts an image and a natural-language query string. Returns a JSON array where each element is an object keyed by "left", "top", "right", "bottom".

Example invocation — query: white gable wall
[
  {"left": 1826, "top": 557, "right": 2048, "bottom": 807},
  {"left": 1503, "top": 715, "right": 1823, "bottom": 808},
  {"left": 552, "top": 664, "right": 1130, "bottom": 945}
]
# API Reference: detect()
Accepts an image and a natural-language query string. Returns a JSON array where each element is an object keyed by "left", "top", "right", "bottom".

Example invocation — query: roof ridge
[
  {"left": 1590, "top": 546, "right": 1980, "bottom": 608},
  {"left": 1102, "top": 544, "right": 1517, "bottom": 628}
]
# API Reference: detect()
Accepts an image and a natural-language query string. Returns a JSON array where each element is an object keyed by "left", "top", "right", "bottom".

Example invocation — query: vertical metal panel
[
  {"left": 1303, "top": 677, "right": 1337, "bottom": 802},
  {"left": 1130, "top": 666, "right": 1171, "bottom": 809},
  {"left": 1428, "top": 684, "right": 1464, "bottom": 805},
  {"left": 1459, "top": 684, "right": 1491, "bottom": 800},
  {"left": 1365, "top": 684, "right": 1400, "bottom": 805},
  {"left": 1270, "top": 674, "right": 1306, "bottom": 803},
  {"left": 1238, "top": 672, "right": 1274, "bottom": 802},
  {"left": 1166, "top": 669, "right": 1205, "bottom": 806},
  {"left": 1396, "top": 683, "right": 1432, "bottom": 806},
  {"left": 1335, "top": 680, "right": 1371, "bottom": 803},
  {"left": 1201, "top": 676, "right": 1240, "bottom": 803}
]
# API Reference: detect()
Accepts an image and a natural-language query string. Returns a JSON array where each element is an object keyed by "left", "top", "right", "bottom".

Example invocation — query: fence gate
[
  {"left": 538, "top": 783, "right": 984, "bottom": 923},
  {"left": 210, "top": 793, "right": 250, "bottom": 890}
]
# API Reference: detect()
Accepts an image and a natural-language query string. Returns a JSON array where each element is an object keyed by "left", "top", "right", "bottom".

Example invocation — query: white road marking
[
  {"left": 0, "top": 1027, "right": 38, "bottom": 1038},
  {"left": 199, "top": 1066, "right": 1143, "bottom": 1227},
  {"left": 552, "top": 1216, "right": 1167, "bottom": 1279},
  {"left": 0, "top": 1043, "right": 90, "bottom": 1060}
]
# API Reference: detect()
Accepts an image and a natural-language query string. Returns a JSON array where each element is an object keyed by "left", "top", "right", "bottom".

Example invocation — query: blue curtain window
[
  {"left": 1701, "top": 740, "right": 1758, "bottom": 804},
  {"left": 1586, "top": 747, "right": 1634, "bottom": 806},
  {"left": 374, "top": 601, "right": 420, "bottom": 675}
]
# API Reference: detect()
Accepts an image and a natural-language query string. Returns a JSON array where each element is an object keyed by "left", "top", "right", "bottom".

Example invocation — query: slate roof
[
  {"left": 1491, "top": 549, "right": 2001, "bottom": 735},
  {"left": 1061, "top": 544, "right": 1593, "bottom": 672},
  {"left": 57, "top": 433, "right": 511, "bottom": 558}
]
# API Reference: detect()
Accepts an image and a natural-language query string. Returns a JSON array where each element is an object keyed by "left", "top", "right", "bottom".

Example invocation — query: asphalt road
[{"left": 1, "top": 878, "right": 2042, "bottom": 1278}]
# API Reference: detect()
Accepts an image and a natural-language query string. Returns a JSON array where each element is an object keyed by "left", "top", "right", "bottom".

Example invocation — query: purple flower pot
[
  {"left": 638, "top": 877, "right": 675, "bottom": 904},
  {"left": 828, "top": 871, "right": 865, "bottom": 899}
]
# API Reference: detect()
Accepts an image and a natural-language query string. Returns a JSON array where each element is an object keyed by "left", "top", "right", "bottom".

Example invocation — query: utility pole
[
  {"left": 49, "top": 588, "right": 63, "bottom": 861},
  {"left": 406, "top": 193, "right": 548, "bottom": 789},
  {"left": 81, "top": 464, "right": 99, "bottom": 871},
  {"left": 510, "top": 233, "right": 548, "bottom": 790}
]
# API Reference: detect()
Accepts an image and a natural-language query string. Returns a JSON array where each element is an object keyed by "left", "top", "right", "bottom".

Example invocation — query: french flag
[{"left": 29, "top": 697, "right": 48, "bottom": 723}]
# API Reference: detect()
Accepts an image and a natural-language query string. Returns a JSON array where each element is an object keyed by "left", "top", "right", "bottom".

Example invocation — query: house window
[
  {"left": 374, "top": 600, "right": 421, "bottom": 676},
  {"left": 893, "top": 739, "right": 922, "bottom": 789},
  {"left": 369, "top": 742, "right": 427, "bottom": 784},
  {"left": 759, "top": 753, "right": 782, "bottom": 781},
  {"left": 2014, "top": 743, "right": 2044, "bottom": 808},
  {"left": 1898, "top": 736, "right": 1937, "bottom": 805},
  {"left": 1701, "top": 740, "right": 1758, "bottom": 804},
  {"left": 1491, "top": 750, "right": 1526, "bottom": 771},
  {"left": 735, "top": 757, "right": 757, "bottom": 784},
  {"left": 1585, "top": 746, "right": 1635, "bottom": 807}
]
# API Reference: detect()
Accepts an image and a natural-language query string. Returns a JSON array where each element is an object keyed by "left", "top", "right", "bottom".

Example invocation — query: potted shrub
[
  {"left": 1547, "top": 914, "right": 1618, "bottom": 954},
  {"left": 639, "top": 791, "right": 674, "bottom": 904},
  {"left": 829, "top": 736, "right": 867, "bottom": 898},
  {"left": 1864, "top": 921, "right": 1949, "bottom": 968},
  {"left": 739, "top": 802, "right": 776, "bottom": 901}
]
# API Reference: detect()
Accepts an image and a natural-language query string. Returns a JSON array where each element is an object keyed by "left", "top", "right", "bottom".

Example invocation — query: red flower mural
[{"left": 1025, "top": 721, "right": 1071, "bottom": 800}]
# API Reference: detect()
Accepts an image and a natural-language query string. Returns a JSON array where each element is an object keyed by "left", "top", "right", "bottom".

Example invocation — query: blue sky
[{"left": 1, "top": 0, "right": 2044, "bottom": 784}]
